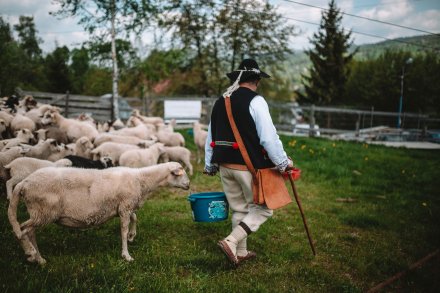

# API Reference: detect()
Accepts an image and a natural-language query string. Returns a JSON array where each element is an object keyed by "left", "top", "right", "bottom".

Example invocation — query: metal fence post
[
  {"left": 65, "top": 90, "right": 70, "bottom": 118},
  {"left": 310, "top": 104, "right": 315, "bottom": 137}
]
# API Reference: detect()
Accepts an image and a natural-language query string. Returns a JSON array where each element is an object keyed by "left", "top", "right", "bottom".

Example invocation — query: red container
[
  {"left": 290, "top": 168, "right": 301, "bottom": 181},
  {"left": 282, "top": 168, "right": 301, "bottom": 180}
]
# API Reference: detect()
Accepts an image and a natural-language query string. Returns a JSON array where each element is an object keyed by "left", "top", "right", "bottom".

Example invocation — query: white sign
[{"left": 164, "top": 100, "right": 201, "bottom": 123}]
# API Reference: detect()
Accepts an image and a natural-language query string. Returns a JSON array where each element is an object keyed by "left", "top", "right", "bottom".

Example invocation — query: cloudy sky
[{"left": 1, "top": 0, "right": 439, "bottom": 54}]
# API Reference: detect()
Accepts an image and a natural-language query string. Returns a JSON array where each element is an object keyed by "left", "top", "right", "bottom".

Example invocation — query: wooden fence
[{"left": 16, "top": 88, "right": 133, "bottom": 122}]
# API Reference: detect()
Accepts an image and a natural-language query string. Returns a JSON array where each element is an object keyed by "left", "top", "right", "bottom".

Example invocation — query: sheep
[
  {"left": 64, "top": 155, "right": 113, "bottom": 169},
  {"left": 119, "top": 143, "right": 166, "bottom": 168},
  {"left": 0, "top": 146, "right": 27, "bottom": 181},
  {"left": 41, "top": 110, "right": 98, "bottom": 142},
  {"left": 93, "top": 133, "right": 156, "bottom": 148},
  {"left": 0, "top": 129, "right": 35, "bottom": 151},
  {"left": 161, "top": 146, "right": 193, "bottom": 176},
  {"left": 35, "top": 126, "right": 69, "bottom": 145},
  {"left": 46, "top": 144, "right": 75, "bottom": 162},
  {"left": 8, "top": 162, "right": 190, "bottom": 264},
  {"left": 193, "top": 122, "right": 208, "bottom": 163},
  {"left": 73, "top": 136, "right": 94, "bottom": 159},
  {"left": 24, "top": 104, "right": 54, "bottom": 126},
  {"left": 157, "top": 119, "right": 176, "bottom": 133},
  {"left": 0, "top": 119, "right": 7, "bottom": 139},
  {"left": 4, "top": 157, "right": 72, "bottom": 200},
  {"left": 21, "top": 138, "right": 60, "bottom": 160},
  {"left": 131, "top": 109, "right": 163, "bottom": 126},
  {"left": 155, "top": 131, "right": 185, "bottom": 147},
  {"left": 90, "top": 142, "right": 142, "bottom": 165},
  {"left": 109, "top": 123, "right": 155, "bottom": 141},
  {"left": 10, "top": 113, "right": 36, "bottom": 132}
]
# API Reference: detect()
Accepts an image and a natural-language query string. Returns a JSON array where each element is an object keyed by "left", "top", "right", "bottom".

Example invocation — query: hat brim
[{"left": 226, "top": 70, "right": 270, "bottom": 81}]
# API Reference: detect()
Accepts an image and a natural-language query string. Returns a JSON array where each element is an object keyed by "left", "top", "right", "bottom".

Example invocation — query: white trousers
[{"left": 220, "top": 166, "right": 273, "bottom": 232}]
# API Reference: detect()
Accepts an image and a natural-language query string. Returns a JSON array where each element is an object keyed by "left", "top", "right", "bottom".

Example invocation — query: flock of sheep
[{"left": 0, "top": 95, "right": 208, "bottom": 265}]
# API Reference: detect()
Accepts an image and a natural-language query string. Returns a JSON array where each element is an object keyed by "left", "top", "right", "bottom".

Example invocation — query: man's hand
[{"left": 203, "top": 165, "right": 218, "bottom": 176}]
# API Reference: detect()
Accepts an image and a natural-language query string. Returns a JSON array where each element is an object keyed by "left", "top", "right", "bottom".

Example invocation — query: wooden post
[
  {"left": 355, "top": 112, "right": 360, "bottom": 137},
  {"left": 309, "top": 105, "right": 315, "bottom": 137},
  {"left": 65, "top": 91, "right": 70, "bottom": 118}
]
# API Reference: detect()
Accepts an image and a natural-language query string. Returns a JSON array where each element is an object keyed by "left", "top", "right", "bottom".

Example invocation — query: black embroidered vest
[{"left": 210, "top": 87, "right": 275, "bottom": 169}]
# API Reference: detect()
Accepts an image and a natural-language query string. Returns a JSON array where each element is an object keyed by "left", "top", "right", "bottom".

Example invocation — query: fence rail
[{"left": 14, "top": 89, "right": 440, "bottom": 139}]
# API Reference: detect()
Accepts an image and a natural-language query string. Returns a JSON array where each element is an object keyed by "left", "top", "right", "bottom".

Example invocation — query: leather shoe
[
  {"left": 217, "top": 240, "right": 238, "bottom": 266},
  {"left": 237, "top": 251, "right": 257, "bottom": 264}
]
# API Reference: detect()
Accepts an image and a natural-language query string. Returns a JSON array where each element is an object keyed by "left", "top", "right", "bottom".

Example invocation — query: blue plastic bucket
[{"left": 188, "top": 192, "right": 229, "bottom": 222}]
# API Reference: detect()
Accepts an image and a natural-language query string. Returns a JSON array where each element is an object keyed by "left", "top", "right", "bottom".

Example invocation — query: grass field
[{"left": 0, "top": 130, "right": 439, "bottom": 292}]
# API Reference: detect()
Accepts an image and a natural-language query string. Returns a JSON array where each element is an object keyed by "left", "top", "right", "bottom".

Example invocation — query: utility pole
[{"left": 397, "top": 58, "right": 413, "bottom": 129}]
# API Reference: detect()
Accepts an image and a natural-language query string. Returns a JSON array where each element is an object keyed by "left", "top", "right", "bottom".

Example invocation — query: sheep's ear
[{"left": 171, "top": 167, "right": 184, "bottom": 176}]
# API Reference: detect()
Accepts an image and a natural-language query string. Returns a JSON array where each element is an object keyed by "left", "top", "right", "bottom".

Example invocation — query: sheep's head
[
  {"left": 16, "top": 129, "right": 36, "bottom": 144},
  {"left": 41, "top": 111, "right": 56, "bottom": 126},
  {"left": 77, "top": 136, "right": 94, "bottom": 150},
  {"left": 100, "top": 156, "right": 114, "bottom": 168},
  {"left": 167, "top": 162, "right": 190, "bottom": 190}
]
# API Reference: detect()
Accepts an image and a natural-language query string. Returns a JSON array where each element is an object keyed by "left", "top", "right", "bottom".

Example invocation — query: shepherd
[{"left": 204, "top": 59, "right": 294, "bottom": 266}]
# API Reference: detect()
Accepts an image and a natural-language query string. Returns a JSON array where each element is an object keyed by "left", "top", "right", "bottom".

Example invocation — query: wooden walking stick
[{"left": 287, "top": 169, "right": 316, "bottom": 256}]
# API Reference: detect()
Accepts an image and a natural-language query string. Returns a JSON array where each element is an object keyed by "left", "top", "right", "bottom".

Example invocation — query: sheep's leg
[
  {"left": 128, "top": 213, "right": 137, "bottom": 242},
  {"left": 6, "top": 177, "right": 21, "bottom": 200},
  {"left": 19, "top": 220, "right": 46, "bottom": 264},
  {"left": 183, "top": 159, "right": 193, "bottom": 176},
  {"left": 25, "top": 228, "right": 46, "bottom": 265},
  {"left": 196, "top": 147, "right": 201, "bottom": 164},
  {"left": 119, "top": 211, "right": 134, "bottom": 261}
]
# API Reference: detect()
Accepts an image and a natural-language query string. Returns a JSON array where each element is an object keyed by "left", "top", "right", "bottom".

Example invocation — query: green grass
[{"left": 0, "top": 131, "right": 439, "bottom": 292}]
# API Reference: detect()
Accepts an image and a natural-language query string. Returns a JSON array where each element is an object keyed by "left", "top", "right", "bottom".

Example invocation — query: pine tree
[{"left": 298, "top": 0, "right": 355, "bottom": 105}]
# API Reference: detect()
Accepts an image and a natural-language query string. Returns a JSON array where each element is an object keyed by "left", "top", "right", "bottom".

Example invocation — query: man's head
[
  {"left": 223, "top": 58, "right": 270, "bottom": 97},
  {"left": 226, "top": 59, "right": 270, "bottom": 84}
]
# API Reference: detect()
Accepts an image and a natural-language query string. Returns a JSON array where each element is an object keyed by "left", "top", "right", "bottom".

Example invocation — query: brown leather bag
[{"left": 225, "top": 96, "right": 292, "bottom": 210}]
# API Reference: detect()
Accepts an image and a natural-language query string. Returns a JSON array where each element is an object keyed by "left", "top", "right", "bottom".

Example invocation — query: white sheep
[
  {"left": 193, "top": 122, "right": 208, "bottom": 163},
  {"left": 94, "top": 133, "right": 156, "bottom": 148},
  {"left": 155, "top": 131, "right": 185, "bottom": 147},
  {"left": 8, "top": 162, "right": 190, "bottom": 264},
  {"left": 130, "top": 109, "right": 164, "bottom": 126},
  {"left": 90, "top": 142, "right": 142, "bottom": 165},
  {"left": 0, "top": 119, "right": 7, "bottom": 139},
  {"left": 119, "top": 143, "right": 166, "bottom": 168},
  {"left": 46, "top": 144, "right": 75, "bottom": 162},
  {"left": 24, "top": 104, "right": 54, "bottom": 126},
  {"left": 109, "top": 123, "right": 155, "bottom": 141},
  {"left": 0, "top": 146, "right": 27, "bottom": 181},
  {"left": 73, "top": 136, "right": 94, "bottom": 159},
  {"left": 21, "top": 138, "right": 60, "bottom": 160},
  {"left": 41, "top": 110, "right": 98, "bottom": 142},
  {"left": 161, "top": 146, "right": 193, "bottom": 176},
  {"left": 4, "top": 157, "right": 72, "bottom": 200},
  {"left": 0, "top": 129, "right": 35, "bottom": 151},
  {"left": 10, "top": 114, "right": 36, "bottom": 132}
]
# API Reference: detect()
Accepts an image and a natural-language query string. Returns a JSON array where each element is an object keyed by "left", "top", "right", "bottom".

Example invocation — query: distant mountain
[
  {"left": 281, "top": 34, "right": 440, "bottom": 86},
  {"left": 353, "top": 34, "right": 440, "bottom": 60}
]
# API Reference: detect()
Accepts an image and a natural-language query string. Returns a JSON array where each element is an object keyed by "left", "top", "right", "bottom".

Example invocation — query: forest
[{"left": 0, "top": 0, "right": 439, "bottom": 116}]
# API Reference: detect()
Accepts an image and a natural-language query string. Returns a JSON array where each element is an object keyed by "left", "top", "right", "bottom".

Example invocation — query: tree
[
  {"left": 0, "top": 17, "right": 23, "bottom": 95},
  {"left": 13, "top": 16, "right": 47, "bottom": 91},
  {"left": 44, "top": 46, "right": 71, "bottom": 93},
  {"left": 13, "top": 16, "right": 43, "bottom": 60},
  {"left": 298, "top": 0, "right": 355, "bottom": 105},
  {"left": 160, "top": 0, "right": 295, "bottom": 97},
  {"left": 70, "top": 46, "right": 91, "bottom": 93},
  {"left": 52, "top": 0, "right": 158, "bottom": 119}
]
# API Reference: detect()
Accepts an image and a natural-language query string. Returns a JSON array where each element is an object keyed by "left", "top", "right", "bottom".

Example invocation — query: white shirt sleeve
[
  {"left": 204, "top": 121, "right": 217, "bottom": 171},
  {"left": 249, "top": 95, "right": 289, "bottom": 168}
]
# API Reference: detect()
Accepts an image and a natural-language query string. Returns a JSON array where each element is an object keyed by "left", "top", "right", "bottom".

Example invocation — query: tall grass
[{"left": 0, "top": 131, "right": 438, "bottom": 292}]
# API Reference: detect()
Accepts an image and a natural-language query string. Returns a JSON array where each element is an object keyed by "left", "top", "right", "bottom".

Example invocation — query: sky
[{"left": 0, "top": 0, "right": 439, "bottom": 54}]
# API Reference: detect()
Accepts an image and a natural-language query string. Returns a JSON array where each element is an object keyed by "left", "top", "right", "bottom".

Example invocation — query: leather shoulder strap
[{"left": 224, "top": 96, "right": 257, "bottom": 178}]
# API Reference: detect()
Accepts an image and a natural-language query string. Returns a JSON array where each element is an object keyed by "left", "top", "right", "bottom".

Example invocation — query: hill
[{"left": 282, "top": 34, "right": 440, "bottom": 84}]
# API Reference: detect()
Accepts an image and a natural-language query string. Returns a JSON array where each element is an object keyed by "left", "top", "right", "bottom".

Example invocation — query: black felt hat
[{"left": 226, "top": 59, "right": 271, "bottom": 82}]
